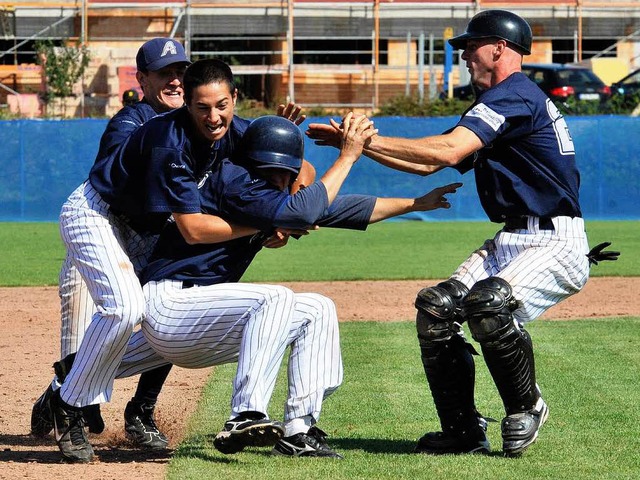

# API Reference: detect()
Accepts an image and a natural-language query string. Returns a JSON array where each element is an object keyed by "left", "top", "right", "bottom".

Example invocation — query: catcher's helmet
[
  {"left": 242, "top": 115, "right": 304, "bottom": 174},
  {"left": 449, "top": 9, "right": 532, "bottom": 55}
]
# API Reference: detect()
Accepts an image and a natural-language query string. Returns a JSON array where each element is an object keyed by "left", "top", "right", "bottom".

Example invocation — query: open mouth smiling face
[{"left": 187, "top": 82, "right": 237, "bottom": 144}]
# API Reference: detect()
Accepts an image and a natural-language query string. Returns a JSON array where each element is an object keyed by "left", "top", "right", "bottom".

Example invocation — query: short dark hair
[{"left": 183, "top": 59, "right": 236, "bottom": 104}]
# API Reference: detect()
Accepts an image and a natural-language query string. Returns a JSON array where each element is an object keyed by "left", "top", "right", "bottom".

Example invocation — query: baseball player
[
  {"left": 31, "top": 37, "right": 193, "bottom": 454},
  {"left": 34, "top": 42, "right": 307, "bottom": 463},
  {"left": 93, "top": 74, "right": 460, "bottom": 459},
  {"left": 122, "top": 88, "right": 140, "bottom": 106},
  {"left": 307, "top": 10, "right": 592, "bottom": 457}
]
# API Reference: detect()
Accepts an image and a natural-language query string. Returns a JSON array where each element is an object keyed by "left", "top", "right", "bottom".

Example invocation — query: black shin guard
[
  {"left": 421, "top": 335, "right": 482, "bottom": 434},
  {"left": 416, "top": 280, "right": 484, "bottom": 437},
  {"left": 464, "top": 277, "right": 539, "bottom": 414}
]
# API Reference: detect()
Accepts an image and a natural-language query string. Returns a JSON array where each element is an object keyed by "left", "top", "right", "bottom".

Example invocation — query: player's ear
[
  {"left": 135, "top": 71, "right": 147, "bottom": 92},
  {"left": 494, "top": 39, "right": 508, "bottom": 57},
  {"left": 232, "top": 88, "right": 238, "bottom": 107}
]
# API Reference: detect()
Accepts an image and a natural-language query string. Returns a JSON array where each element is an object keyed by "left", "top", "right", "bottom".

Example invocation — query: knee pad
[
  {"left": 463, "top": 277, "right": 520, "bottom": 344},
  {"left": 415, "top": 279, "right": 469, "bottom": 343}
]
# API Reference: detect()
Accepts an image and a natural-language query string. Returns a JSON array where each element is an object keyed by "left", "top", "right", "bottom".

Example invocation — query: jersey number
[{"left": 547, "top": 99, "right": 575, "bottom": 155}]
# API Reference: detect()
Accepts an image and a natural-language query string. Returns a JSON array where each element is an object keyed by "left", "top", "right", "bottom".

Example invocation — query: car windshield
[
  {"left": 620, "top": 71, "right": 640, "bottom": 86},
  {"left": 556, "top": 69, "right": 602, "bottom": 86}
]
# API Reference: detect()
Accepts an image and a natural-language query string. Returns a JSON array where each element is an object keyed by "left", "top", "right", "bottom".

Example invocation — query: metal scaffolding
[{"left": 1, "top": 1, "right": 639, "bottom": 113}]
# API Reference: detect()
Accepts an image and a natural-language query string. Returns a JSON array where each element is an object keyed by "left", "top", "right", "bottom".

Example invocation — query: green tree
[{"left": 35, "top": 39, "right": 90, "bottom": 115}]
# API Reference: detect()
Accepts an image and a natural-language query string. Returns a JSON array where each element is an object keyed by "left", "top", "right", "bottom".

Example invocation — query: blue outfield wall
[{"left": 0, "top": 115, "right": 638, "bottom": 222}]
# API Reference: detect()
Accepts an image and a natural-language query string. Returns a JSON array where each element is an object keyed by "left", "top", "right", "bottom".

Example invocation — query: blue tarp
[{"left": 1, "top": 115, "right": 638, "bottom": 221}]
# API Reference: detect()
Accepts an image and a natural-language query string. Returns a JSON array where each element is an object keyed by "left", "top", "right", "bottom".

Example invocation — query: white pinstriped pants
[
  {"left": 58, "top": 183, "right": 157, "bottom": 359},
  {"left": 122, "top": 280, "right": 344, "bottom": 423},
  {"left": 57, "top": 181, "right": 157, "bottom": 407},
  {"left": 452, "top": 216, "right": 590, "bottom": 323}
]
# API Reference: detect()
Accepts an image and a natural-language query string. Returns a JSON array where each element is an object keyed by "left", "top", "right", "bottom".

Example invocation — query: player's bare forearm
[
  {"left": 363, "top": 149, "right": 444, "bottom": 176},
  {"left": 308, "top": 118, "right": 478, "bottom": 168},
  {"left": 366, "top": 128, "right": 478, "bottom": 167},
  {"left": 368, "top": 182, "right": 462, "bottom": 223}
]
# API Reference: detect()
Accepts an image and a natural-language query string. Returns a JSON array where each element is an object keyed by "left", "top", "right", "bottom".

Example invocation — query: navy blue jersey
[
  {"left": 455, "top": 72, "right": 582, "bottom": 222},
  {"left": 89, "top": 101, "right": 158, "bottom": 200},
  {"left": 94, "top": 106, "right": 250, "bottom": 232},
  {"left": 141, "top": 158, "right": 376, "bottom": 286}
]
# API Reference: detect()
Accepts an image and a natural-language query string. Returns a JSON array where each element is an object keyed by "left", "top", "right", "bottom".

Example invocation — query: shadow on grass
[
  {"left": 170, "top": 434, "right": 240, "bottom": 464},
  {"left": 329, "top": 437, "right": 416, "bottom": 454},
  {"left": 330, "top": 436, "right": 506, "bottom": 458},
  {"left": 167, "top": 434, "right": 507, "bottom": 462}
]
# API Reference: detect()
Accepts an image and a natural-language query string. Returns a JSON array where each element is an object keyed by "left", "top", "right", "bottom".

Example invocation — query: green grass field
[
  {"left": 169, "top": 319, "right": 640, "bottom": 480},
  {"left": 0, "top": 220, "right": 637, "bottom": 286},
  {"left": 3, "top": 220, "right": 638, "bottom": 479}
]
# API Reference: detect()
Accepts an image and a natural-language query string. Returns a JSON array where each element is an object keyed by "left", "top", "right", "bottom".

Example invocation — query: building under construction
[{"left": 1, "top": 0, "right": 639, "bottom": 116}]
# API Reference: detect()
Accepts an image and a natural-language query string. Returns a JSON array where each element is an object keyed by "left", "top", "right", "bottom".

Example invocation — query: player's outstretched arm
[
  {"left": 307, "top": 117, "right": 449, "bottom": 176},
  {"left": 363, "top": 149, "right": 444, "bottom": 176},
  {"left": 308, "top": 117, "right": 482, "bottom": 171},
  {"left": 368, "top": 182, "right": 463, "bottom": 224}
]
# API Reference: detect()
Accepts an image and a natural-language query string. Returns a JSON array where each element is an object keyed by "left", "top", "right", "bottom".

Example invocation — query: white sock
[{"left": 284, "top": 415, "right": 314, "bottom": 437}]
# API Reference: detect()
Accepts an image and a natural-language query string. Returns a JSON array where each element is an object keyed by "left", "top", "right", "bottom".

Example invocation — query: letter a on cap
[{"left": 161, "top": 40, "right": 178, "bottom": 57}]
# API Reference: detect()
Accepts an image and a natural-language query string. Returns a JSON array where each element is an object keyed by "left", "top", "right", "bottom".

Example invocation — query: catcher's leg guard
[
  {"left": 463, "top": 277, "right": 540, "bottom": 414},
  {"left": 415, "top": 280, "right": 488, "bottom": 452}
]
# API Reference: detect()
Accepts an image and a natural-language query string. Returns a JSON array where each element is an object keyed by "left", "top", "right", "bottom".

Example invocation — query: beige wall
[{"left": 388, "top": 39, "right": 417, "bottom": 67}]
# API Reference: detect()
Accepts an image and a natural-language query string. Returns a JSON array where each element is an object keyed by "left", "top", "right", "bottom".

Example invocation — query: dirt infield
[{"left": 1, "top": 278, "right": 638, "bottom": 479}]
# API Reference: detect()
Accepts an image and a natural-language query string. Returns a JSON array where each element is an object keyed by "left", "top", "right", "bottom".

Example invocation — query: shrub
[{"left": 375, "top": 95, "right": 472, "bottom": 117}]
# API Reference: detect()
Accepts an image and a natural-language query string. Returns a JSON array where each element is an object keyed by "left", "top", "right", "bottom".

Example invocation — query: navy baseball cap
[{"left": 136, "top": 38, "right": 190, "bottom": 72}]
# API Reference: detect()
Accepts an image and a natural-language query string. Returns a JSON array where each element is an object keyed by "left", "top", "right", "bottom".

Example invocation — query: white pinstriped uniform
[
  {"left": 452, "top": 216, "right": 590, "bottom": 323},
  {"left": 134, "top": 280, "right": 344, "bottom": 421},
  {"left": 57, "top": 181, "right": 158, "bottom": 407},
  {"left": 58, "top": 261, "right": 93, "bottom": 358},
  {"left": 57, "top": 198, "right": 156, "bottom": 359},
  {"left": 105, "top": 280, "right": 343, "bottom": 422},
  {"left": 57, "top": 102, "right": 161, "bottom": 361}
]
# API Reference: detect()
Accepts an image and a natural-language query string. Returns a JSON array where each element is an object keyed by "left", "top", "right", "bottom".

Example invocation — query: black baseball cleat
[
  {"left": 124, "top": 400, "right": 169, "bottom": 450},
  {"left": 502, "top": 398, "right": 549, "bottom": 457},
  {"left": 272, "top": 426, "right": 343, "bottom": 459},
  {"left": 32, "top": 354, "right": 80, "bottom": 437},
  {"left": 31, "top": 369, "right": 104, "bottom": 436},
  {"left": 213, "top": 411, "right": 285, "bottom": 454},
  {"left": 415, "top": 417, "right": 491, "bottom": 455},
  {"left": 51, "top": 390, "right": 95, "bottom": 463},
  {"left": 31, "top": 384, "right": 55, "bottom": 437}
]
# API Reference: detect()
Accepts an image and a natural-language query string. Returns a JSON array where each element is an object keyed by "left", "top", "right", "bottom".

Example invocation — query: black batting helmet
[
  {"left": 122, "top": 88, "right": 140, "bottom": 106},
  {"left": 449, "top": 9, "right": 532, "bottom": 55},
  {"left": 242, "top": 115, "right": 304, "bottom": 174}
]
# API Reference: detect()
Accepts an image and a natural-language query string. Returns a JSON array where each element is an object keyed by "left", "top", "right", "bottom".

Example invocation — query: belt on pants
[{"left": 504, "top": 216, "right": 554, "bottom": 231}]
